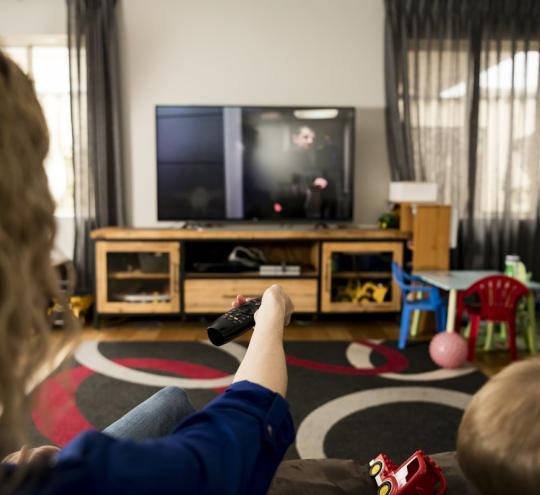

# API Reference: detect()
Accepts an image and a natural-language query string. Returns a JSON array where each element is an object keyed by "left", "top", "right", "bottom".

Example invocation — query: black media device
[
  {"left": 207, "top": 298, "right": 262, "bottom": 346},
  {"left": 156, "top": 105, "right": 355, "bottom": 222}
]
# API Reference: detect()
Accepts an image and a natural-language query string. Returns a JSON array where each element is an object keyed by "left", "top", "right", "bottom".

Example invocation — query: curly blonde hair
[{"left": 0, "top": 49, "right": 72, "bottom": 459}]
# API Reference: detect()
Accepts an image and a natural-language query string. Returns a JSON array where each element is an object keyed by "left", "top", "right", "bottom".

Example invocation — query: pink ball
[{"left": 429, "top": 332, "right": 468, "bottom": 369}]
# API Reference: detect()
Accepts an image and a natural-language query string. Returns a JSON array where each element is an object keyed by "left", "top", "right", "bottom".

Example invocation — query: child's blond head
[{"left": 457, "top": 357, "right": 540, "bottom": 494}]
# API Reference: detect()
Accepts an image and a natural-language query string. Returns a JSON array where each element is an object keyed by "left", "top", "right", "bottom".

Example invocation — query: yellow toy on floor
[{"left": 48, "top": 294, "right": 94, "bottom": 327}]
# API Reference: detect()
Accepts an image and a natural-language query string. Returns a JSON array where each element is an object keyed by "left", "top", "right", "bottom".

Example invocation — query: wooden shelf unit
[
  {"left": 184, "top": 270, "right": 319, "bottom": 279},
  {"left": 398, "top": 203, "right": 452, "bottom": 335},
  {"left": 91, "top": 227, "right": 410, "bottom": 326},
  {"left": 331, "top": 271, "right": 393, "bottom": 279},
  {"left": 108, "top": 271, "right": 170, "bottom": 280},
  {"left": 398, "top": 203, "right": 451, "bottom": 270}
]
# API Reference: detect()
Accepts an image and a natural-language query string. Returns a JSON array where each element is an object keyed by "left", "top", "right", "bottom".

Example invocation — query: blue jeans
[{"left": 103, "top": 387, "right": 196, "bottom": 441}]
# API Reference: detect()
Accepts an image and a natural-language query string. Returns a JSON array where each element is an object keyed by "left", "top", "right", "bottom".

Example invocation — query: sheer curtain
[
  {"left": 67, "top": 0, "right": 126, "bottom": 291},
  {"left": 385, "top": 0, "right": 540, "bottom": 278}
]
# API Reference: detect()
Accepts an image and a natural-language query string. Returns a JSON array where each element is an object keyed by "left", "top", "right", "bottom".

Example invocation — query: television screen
[{"left": 156, "top": 105, "right": 355, "bottom": 221}]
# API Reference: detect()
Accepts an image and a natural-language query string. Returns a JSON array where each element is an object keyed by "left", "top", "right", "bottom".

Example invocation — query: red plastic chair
[{"left": 460, "top": 275, "right": 529, "bottom": 361}]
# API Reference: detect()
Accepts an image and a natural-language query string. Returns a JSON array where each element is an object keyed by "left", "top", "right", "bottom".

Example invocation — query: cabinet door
[
  {"left": 320, "top": 242, "right": 402, "bottom": 313},
  {"left": 96, "top": 241, "right": 180, "bottom": 314}
]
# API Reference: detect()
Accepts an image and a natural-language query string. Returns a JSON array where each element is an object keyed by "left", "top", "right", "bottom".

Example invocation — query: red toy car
[{"left": 368, "top": 450, "right": 447, "bottom": 495}]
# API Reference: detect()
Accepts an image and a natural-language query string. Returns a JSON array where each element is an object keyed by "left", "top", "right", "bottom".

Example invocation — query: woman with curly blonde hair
[
  {"left": 0, "top": 49, "right": 295, "bottom": 495},
  {"left": 0, "top": 49, "right": 69, "bottom": 456},
  {"left": 0, "top": 47, "right": 78, "bottom": 491}
]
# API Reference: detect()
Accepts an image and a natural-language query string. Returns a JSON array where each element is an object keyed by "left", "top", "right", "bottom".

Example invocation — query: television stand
[
  {"left": 313, "top": 222, "right": 330, "bottom": 229},
  {"left": 179, "top": 222, "right": 351, "bottom": 231},
  {"left": 181, "top": 221, "right": 226, "bottom": 230},
  {"left": 91, "top": 205, "right": 452, "bottom": 328},
  {"left": 183, "top": 223, "right": 310, "bottom": 231},
  {"left": 91, "top": 226, "right": 411, "bottom": 326}
]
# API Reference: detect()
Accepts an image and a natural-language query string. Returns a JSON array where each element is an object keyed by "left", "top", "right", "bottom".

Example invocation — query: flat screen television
[{"left": 156, "top": 105, "right": 355, "bottom": 222}]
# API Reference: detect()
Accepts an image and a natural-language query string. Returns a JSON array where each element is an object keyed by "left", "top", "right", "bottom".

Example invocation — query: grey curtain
[
  {"left": 385, "top": 0, "right": 540, "bottom": 279},
  {"left": 67, "top": 0, "right": 126, "bottom": 291}
]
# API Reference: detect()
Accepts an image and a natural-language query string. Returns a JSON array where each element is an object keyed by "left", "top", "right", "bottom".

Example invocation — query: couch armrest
[{"left": 268, "top": 452, "right": 481, "bottom": 495}]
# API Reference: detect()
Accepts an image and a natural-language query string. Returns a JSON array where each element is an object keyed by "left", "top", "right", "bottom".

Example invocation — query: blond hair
[
  {"left": 0, "top": 49, "right": 75, "bottom": 461},
  {"left": 457, "top": 357, "right": 540, "bottom": 494}
]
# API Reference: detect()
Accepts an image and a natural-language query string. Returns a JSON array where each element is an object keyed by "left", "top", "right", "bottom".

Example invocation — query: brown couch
[{"left": 269, "top": 452, "right": 481, "bottom": 495}]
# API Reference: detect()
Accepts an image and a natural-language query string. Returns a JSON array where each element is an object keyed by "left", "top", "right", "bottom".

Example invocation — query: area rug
[{"left": 28, "top": 340, "right": 487, "bottom": 462}]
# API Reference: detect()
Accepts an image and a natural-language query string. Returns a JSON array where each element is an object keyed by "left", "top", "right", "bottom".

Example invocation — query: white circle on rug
[
  {"left": 74, "top": 340, "right": 245, "bottom": 389},
  {"left": 346, "top": 341, "right": 475, "bottom": 381},
  {"left": 296, "top": 386, "right": 472, "bottom": 459}
]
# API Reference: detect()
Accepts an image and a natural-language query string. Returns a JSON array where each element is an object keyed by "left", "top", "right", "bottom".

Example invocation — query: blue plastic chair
[{"left": 392, "top": 262, "right": 448, "bottom": 349}]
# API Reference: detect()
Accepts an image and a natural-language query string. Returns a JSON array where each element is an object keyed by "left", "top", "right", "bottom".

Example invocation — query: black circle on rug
[{"left": 324, "top": 401, "right": 462, "bottom": 462}]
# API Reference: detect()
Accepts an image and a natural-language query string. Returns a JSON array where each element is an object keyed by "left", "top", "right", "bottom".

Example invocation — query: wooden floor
[{"left": 80, "top": 315, "right": 520, "bottom": 377}]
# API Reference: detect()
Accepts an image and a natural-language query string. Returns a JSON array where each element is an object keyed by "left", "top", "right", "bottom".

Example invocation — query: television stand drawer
[{"left": 184, "top": 279, "right": 317, "bottom": 313}]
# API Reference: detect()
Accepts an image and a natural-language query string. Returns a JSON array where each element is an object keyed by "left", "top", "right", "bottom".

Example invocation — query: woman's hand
[
  {"left": 3, "top": 445, "right": 60, "bottom": 465},
  {"left": 233, "top": 285, "right": 294, "bottom": 327},
  {"left": 259, "top": 284, "right": 294, "bottom": 326}
]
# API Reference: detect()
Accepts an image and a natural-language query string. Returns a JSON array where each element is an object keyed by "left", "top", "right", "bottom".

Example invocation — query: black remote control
[{"left": 207, "top": 297, "right": 262, "bottom": 346}]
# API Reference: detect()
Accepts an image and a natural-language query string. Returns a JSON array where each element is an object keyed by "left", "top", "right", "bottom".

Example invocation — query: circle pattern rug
[{"left": 29, "top": 340, "right": 486, "bottom": 462}]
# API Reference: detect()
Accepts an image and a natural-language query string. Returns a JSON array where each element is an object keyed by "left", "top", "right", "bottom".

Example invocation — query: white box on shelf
[
  {"left": 388, "top": 182, "right": 438, "bottom": 203},
  {"left": 259, "top": 265, "right": 301, "bottom": 276}
]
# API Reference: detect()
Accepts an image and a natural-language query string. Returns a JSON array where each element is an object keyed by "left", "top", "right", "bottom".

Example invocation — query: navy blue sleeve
[{"left": 46, "top": 381, "right": 294, "bottom": 495}]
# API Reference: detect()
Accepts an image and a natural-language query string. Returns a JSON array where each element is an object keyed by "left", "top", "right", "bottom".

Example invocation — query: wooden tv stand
[{"left": 90, "top": 227, "right": 409, "bottom": 326}]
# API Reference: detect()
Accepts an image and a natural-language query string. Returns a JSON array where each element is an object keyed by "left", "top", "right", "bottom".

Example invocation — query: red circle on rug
[
  {"left": 285, "top": 340, "right": 409, "bottom": 375},
  {"left": 32, "top": 358, "right": 228, "bottom": 447}
]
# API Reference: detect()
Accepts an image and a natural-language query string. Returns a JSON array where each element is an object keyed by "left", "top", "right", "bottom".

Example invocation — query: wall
[
  {"left": 119, "top": 0, "right": 390, "bottom": 226},
  {"left": 0, "top": 0, "right": 65, "bottom": 37},
  {"left": 0, "top": 0, "right": 74, "bottom": 258}
]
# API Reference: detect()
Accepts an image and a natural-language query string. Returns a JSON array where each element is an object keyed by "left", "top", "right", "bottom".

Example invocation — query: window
[
  {"left": 409, "top": 46, "right": 540, "bottom": 219},
  {"left": 440, "top": 51, "right": 539, "bottom": 217},
  {"left": 4, "top": 40, "right": 74, "bottom": 218}
]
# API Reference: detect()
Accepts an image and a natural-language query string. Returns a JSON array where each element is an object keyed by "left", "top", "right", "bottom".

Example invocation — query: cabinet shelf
[
  {"left": 108, "top": 271, "right": 170, "bottom": 280},
  {"left": 331, "top": 271, "right": 392, "bottom": 279},
  {"left": 115, "top": 293, "right": 172, "bottom": 303},
  {"left": 185, "top": 269, "right": 319, "bottom": 279}
]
